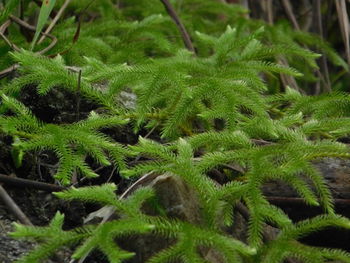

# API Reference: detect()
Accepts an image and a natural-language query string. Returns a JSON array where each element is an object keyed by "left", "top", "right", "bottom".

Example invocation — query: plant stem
[{"left": 159, "top": 0, "right": 195, "bottom": 53}]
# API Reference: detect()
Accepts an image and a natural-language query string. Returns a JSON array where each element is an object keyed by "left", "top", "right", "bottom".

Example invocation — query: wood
[
  {"left": 0, "top": 184, "right": 33, "bottom": 226},
  {"left": 0, "top": 173, "right": 65, "bottom": 192},
  {"left": 159, "top": 0, "right": 195, "bottom": 53}
]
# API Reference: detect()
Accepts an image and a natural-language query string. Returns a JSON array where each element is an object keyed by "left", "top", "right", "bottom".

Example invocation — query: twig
[
  {"left": 9, "top": 15, "right": 58, "bottom": 55},
  {"left": 267, "top": 196, "right": 350, "bottom": 206},
  {"left": 0, "top": 15, "right": 57, "bottom": 54},
  {"left": 251, "top": 138, "right": 273, "bottom": 146},
  {"left": 0, "top": 20, "right": 21, "bottom": 52},
  {"left": 300, "top": 1, "right": 313, "bottom": 31},
  {"left": 0, "top": 19, "right": 10, "bottom": 33},
  {"left": 0, "top": 184, "right": 33, "bottom": 225},
  {"left": 278, "top": 1, "right": 330, "bottom": 94},
  {"left": 281, "top": 0, "right": 300, "bottom": 30},
  {"left": 0, "top": 64, "right": 80, "bottom": 80},
  {"left": 78, "top": 172, "right": 158, "bottom": 263},
  {"left": 221, "top": 163, "right": 246, "bottom": 173},
  {"left": 335, "top": 0, "right": 350, "bottom": 68},
  {"left": 0, "top": 15, "right": 58, "bottom": 56},
  {"left": 0, "top": 173, "right": 65, "bottom": 192},
  {"left": 262, "top": 0, "right": 273, "bottom": 25},
  {"left": 312, "top": 0, "right": 331, "bottom": 93},
  {"left": 144, "top": 124, "right": 158, "bottom": 139},
  {"left": 38, "top": 0, "right": 72, "bottom": 44},
  {"left": 159, "top": 0, "right": 195, "bottom": 53},
  {"left": 106, "top": 166, "right": 118, "bottom": 183},
  {"left": 235, "top": 201, "right": 250, "bottom": 222},
  {"left": 76, "top": 69, "right": 82, "bottom": 121},
  {"left": 0, "top": 32, "right": 21, "bottom": 51},
  {"left": 257, "top": 2, "right": 301, "bottom": 93},
  {"left": 0, "top": 63, "right": 19, "bottom": 79},
  {"left": 278, "top": 57, "right": 301, "bottom": 93}
]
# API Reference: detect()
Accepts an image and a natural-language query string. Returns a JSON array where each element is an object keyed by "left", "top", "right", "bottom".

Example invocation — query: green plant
[
  {"left": 0, "top": 92, "right": 128, "bottom": 184},
  {"left": 1, "top": 0, "right": 350, "bottom": 262}
]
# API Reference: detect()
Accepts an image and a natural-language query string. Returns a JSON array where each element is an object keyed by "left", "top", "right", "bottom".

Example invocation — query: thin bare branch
[
  {"left": 0, "top": 32, "right": 21, "bottom": 51},
  {"left": 335, "top": 0, "right": 350, "bottom": 67},
  {"left": 0, "top": 63, "right": 19, "bottom": 79},
  {"left": 9, "top": 15, "right": 58, "bottom": 55},
  {"left": 0, "top": 20, "right": 21, "bottom": 52},
  {"left": 262, "top": 0, "right": 273, "bottom": 25},
  {"left": 311, "top": 0, "right": 331, "bottom": 93},
  {"left": 281, "top": 0, "right": 300, "bottom": 30},
  {"left": 0, "top": 173, "right": 65, "bottom": 192},
  {"left": 159, "top": 0, "right": 195, "bottom": 53},
  {"left": 279, "top": 1, "right": 329, "bottom": 94},
  {"left": 267, "top": 196, "right": 350, "bottom": 206},
  {"left": 0, "top": 184, "right": 33, "bottom": 225},
  {"left": 76, "top": 69, "right": 82, "bottom": 121},
  {"left": 278, "top": 57, "right": 302, "bottom": 93},
  {"left": 0, "top": 64, "right": 80, "bottom": 80}
]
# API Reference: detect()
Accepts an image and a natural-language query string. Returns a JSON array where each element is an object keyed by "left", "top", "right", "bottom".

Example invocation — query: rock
[
  {"left": 120, "top": 173, "right": 204, "bottom": 263},
  {"left": 261, "top": 157, "right": 350, "bottom": 253},
  {"left": 262, "top": 157, "right": 350, "bottom": 199},
  {"left": 86, "top": 173, "right": 227, "bottom": 263},
  {"left": 313, "top": 158, "right": 350, "bottom": 199},
  {"left": 118, "top": 91, "right": 136, "bottom": 110},
  {"left": 144, "top": 174, "right": 202, "bottom": 223},
  {"left": 0, "top": 216, "right": 36, "bottom": 263}
]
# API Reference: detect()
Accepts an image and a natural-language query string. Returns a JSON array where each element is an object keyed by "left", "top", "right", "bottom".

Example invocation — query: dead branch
[
  {"left": 0, "top": 184, "right": 33, "bottom": 225},
  {"left": 159, "top": 0, "right": 195, "bottom": 53}
]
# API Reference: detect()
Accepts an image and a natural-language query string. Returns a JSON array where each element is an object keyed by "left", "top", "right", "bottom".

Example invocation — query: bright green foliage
[
  {"left": 2, "top": 51, "right": 111, "bottom": 108},
  {"left": 260, "top": 215, "right": 350, "bottom": 263},
  {"left": 2, "top": 0, "right": 350, "bottom": 263},
  {"left": 11, "top": 184, "right": 256, "bottom": 262},
  {"left": 0, "top": 93, "right": 128, "bottom": 185},
  {"left": 149, "top": 220, "right": 256, "bottom": 263},
  {"left": 11, "top": 212, "right": 91, "bottom": 263},
  {"left": 124, "top": 137, "right": 350, "bottom": 248},
  {"left": 11, "top": 185, "right": 156, "bottom": 263}
]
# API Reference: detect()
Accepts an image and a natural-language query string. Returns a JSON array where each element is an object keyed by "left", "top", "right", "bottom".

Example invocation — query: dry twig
[
  {"left": 159, "top": 0, "right": 195, "bottom": 53},
  {"left": 0, "top": 173, "right": 65, "bottom": 192},
  {"left": 281, "top": 0, "right": 300, "bottom": 30},
  {"left": 0, "top": 184, "right": 33, "bottom": 226},
  {"left": 0, "top": 15, "right": 58, "bottom": 59},
  {"left": 312, "top": 0, "right": 331, "bottom": 93},
  {"left": 335, "top": 0, "right": 350, "bottom": 67}
]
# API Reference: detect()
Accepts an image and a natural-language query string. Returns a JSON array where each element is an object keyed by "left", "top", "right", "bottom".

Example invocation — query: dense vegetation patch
[{"left": 1, "top": 0, "right": 350, "bottom": 262}]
